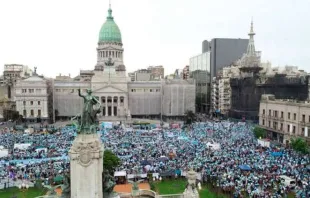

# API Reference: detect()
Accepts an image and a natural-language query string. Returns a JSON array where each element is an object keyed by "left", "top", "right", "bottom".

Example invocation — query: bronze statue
[
  {"left": 60, "top": 174, "right": 71, "bottom": 198},
  {"left": 102, "top": 169, "right": 116, "bottom": 197},
  {"left": 76, "top": 88, "right": 101, "bottom": 134}
]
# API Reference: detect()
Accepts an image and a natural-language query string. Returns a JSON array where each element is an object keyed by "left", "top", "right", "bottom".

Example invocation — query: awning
[{"left": 114, "top": 171, "right": 127, "bottom": 177}]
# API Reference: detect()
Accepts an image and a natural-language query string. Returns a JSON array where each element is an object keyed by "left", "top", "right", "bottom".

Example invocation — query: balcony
[
  {"left": 273, "top": 116, "right": 279, "bottom": 120},
  {"left": 300, "top": 121, "right": 310, "bottom": 127}
]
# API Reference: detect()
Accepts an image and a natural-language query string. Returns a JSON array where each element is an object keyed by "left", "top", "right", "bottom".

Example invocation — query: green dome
[{"left": 99, "top": 8, "right": 122, "bottom": 43}]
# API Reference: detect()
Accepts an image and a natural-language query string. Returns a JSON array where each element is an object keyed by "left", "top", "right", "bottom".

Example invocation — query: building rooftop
[{"left": 261, "top": 94, "right": 310, "bottom": 107}]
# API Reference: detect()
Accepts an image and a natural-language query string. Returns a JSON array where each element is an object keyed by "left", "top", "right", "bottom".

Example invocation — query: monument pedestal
[
  {"left": 183, "top": 170, "right": 199, "bottom": 198},
  {"left": 69, "top": 134, "right": 103, "bottom": 198}
]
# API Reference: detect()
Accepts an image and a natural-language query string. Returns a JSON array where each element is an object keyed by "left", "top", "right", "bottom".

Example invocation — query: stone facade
[
  {"left": 69, "top": 134, "right": 103, "bottom": 198},
  {"left": 162, "top": 79, "right": 196, "bottom": 119},
  {"left": 259, "top": 94, "right": 310, "bottom": 144},
  {"left": 15, "top": 75, "right": 49, "bottom": 121},
  {"left": 10, "top": 6, "right": 196, "bottom": 123}
]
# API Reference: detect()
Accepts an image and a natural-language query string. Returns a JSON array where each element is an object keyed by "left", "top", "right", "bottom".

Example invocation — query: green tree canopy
[
  {"left": 290, "top": 138, "right": 309, "bottom": 154},
  {"left": 253, "top": 126, "right": 266, "bottom": 139},
  {"left": 103, "top": 150, "right": 121, "bottom": 175}
]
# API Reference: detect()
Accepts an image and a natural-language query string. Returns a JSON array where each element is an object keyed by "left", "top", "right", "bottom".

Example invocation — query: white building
[
  {"left": 259, "top": 94, "right": 310, "bottom": 145},
  {"left": 52, "top": 5, "right": 195, "bottom": 122},
  {"left": 211, "top": 65, "right": 240, "bottom": 116},
  {"left": 15, "top": 71, "right": 49, "bottom": 122},
  {"left": 9, "top": 5, "right": 196, "bottom": 123}
]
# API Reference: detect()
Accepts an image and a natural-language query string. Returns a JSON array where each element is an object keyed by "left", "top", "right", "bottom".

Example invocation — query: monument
[
  {"left": 69, "top": 89, "right": 103, "bottom": 198},
  {"left": 183, "top": 169, "right": 199, "bottom": 198}
]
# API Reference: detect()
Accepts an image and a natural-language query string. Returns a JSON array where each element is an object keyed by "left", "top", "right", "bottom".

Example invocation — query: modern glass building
[
  {"left": 189, "top": 52, "right": 211, "bottom": 73},
  {"left": 189, "top": 52, "right": 211, "bottom": 113}
]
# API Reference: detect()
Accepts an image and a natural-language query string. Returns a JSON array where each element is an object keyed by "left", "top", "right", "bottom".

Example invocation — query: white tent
[
  {"left": 114, "top": 171, "right": 127, "bottom": 177},
  {"left": 0, "top": 149, "right": 8, "bottom": 158},
  {"left": 14, "top": 143, "right": 31, "bottom": 150}
]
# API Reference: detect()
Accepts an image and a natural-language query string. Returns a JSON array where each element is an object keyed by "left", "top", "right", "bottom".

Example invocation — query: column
[
  {"left": 111, "top": 96, "right": 114, "bottom": 116},
  {"left": 105, "top": 96, "right": 108, "bottom": 116},
  {"left": 118, "top": 96, "right": 120, "bottom": 116}
]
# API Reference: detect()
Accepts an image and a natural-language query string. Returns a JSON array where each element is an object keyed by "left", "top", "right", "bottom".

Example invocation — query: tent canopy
[
  {"left": 271, "top": 152, "right": 283, "bottom": 157},
  {"left": 114, "top": 171, "right": 127, "bottom": 177},
  {"left": 239, "top": 165, "right": 251, "bottom": 171}
]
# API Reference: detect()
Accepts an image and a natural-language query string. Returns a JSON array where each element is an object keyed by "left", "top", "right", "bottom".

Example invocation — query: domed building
[
  {"left": 51, "top": 4, "right": 196, "bottom": 123},
  {"left": 95, "top": 6, "right": 125, "bottom": 73}
]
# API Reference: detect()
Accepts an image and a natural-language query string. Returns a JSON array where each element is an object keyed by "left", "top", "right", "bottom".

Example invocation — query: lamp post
[{"left": 18, "top": 182, "right": 29, "bottom": 198}]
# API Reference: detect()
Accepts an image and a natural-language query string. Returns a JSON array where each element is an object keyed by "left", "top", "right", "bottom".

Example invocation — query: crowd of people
[{"left": 0, "top": 120, "right": 309, "bottom": 197}]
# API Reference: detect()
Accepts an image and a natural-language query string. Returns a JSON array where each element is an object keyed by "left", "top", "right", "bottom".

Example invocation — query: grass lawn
[
  {"left": 152, "top": 179, "right": 187, "bottom": 194},
  {"left": 0, "top": 187, "right": 46, "bottom": 198},
  {"left": 199, "top": 187, "right": 228, "bottom": 198},
  {"left": 152, "top": 179, "right": 228, "bottom": 197}
]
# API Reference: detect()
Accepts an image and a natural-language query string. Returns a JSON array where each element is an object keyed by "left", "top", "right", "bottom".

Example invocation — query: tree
[
  {"left": 185, "top": 110, "right": 196, "bottom": 125},
  {"left": 253, "top": 126, "right": 266, "bottom": 139},
  {"left": 103, "top": 150, "right": 121, "bottom": 175},
  {"left": 290, "top": 138, "right": 309, "bottom": 154}
]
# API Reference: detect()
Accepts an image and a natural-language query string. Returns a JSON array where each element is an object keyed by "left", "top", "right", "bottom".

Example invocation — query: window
[
  {"left": 281, "top": 111, "right": 283, "bottom": 118},
  {"left": 287, "top": 125, "right": 290, "bottom": 133},
  {"left": 38, "top": 109, "right": 41, "bottom": 117},
  {"left": 269, "top": 110, "right": 271, "bottom": 115},
  {"left": 120, "top": 97, "right": 124, "bottom": 103},
  {"left": 22, "top": 89, "right": 27, "bottom": 93},
  {"left": 150, "top": 89, "right": 153, "bottom": 92},
  {"left": 30, "top": 109, "right": 34, "bottom": 116},
  {"left": 131, "top": 89, "right": 136, "bottom": 92},
  {"left": 38, "top": 101, "right": 41, "bottom": 105},
  {"left": 30, "top": 101, "right": 33, "bottom": 105},
  {"left": 273, "top": 122, "right": 277, "bottom": 130},
  {"left": 302, "top": 114, "right": 305, "bottom": 122},
  {"left": 29, "top": 89, "right": 34, "bottom": 93},
  {"left": 56, "top": 89, "right": 61, "bottom": 92},
  {"left": 294, "top": 113, "right": 296, "bottom": 120},
  {"left": 280, "top": 123, "right": 283, "bottom": 131},
  {"left": 268, "top": 121, "right": 271, "bottom": 128},
  {"left": 288, "top": 113, "right": 290, "bottom": 119},
  {"left": 302, "top": 127, "right": 305, "bottom": 136},
  {"left": 263, "top": 109, "right": 265, "bottom": 115},
  {"left": 274, "top": 111, "right": 278, "bottom": 118},
  {"left": 262, "top": 119, "right": 265, "bottom": 125},
  {"left": 156, "top": 89, "right": 160, "bottom": 92},
  {"left": 23, "top": 101, "right": 26, "bottom": 105},
  {"left": 23, "top": 110, "right": 27, "bottom": 117},
  {"left": 293, "top": 126, "right": 296, "bottom": 134}
]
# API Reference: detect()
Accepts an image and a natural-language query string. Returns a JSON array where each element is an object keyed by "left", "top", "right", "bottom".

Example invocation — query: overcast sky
[{"left": 0, "top": 0, "right": 309, "bottom": 78}]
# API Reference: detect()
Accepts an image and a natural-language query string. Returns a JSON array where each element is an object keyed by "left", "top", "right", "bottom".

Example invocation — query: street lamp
[{"left": 18, "top": 182, "right": 29, "bottom": 198}]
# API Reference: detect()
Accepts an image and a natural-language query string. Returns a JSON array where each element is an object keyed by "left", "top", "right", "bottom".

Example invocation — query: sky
[{"left": 0, "top": 0, "right": 309, "bottom": 78}]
